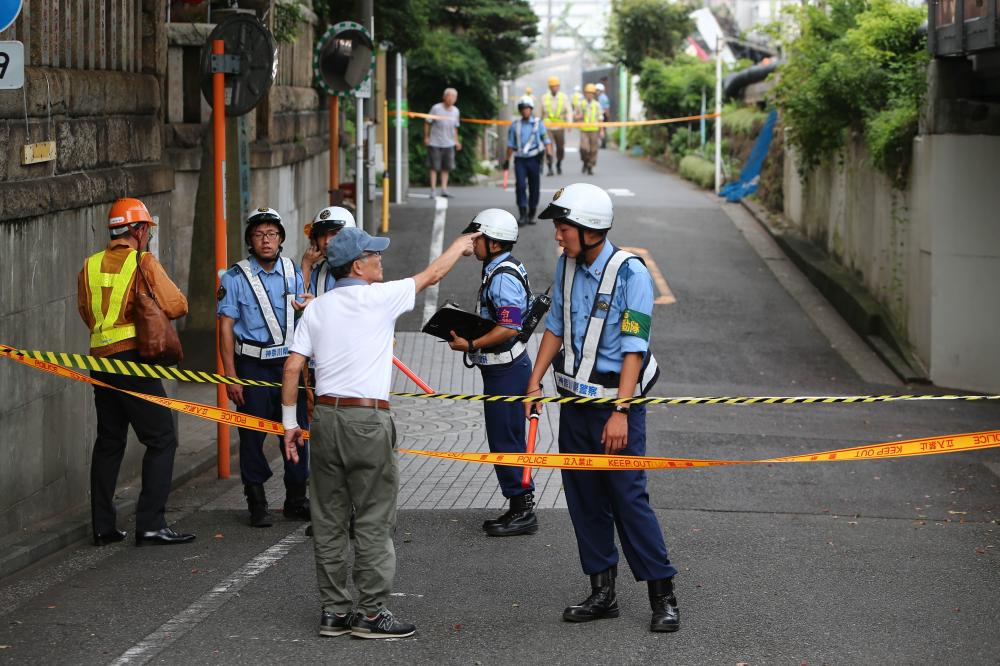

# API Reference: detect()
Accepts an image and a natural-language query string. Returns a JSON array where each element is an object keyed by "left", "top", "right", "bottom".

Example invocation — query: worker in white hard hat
[
  {"left": 527, "top": 183, "right": 680, "bottom": 634},
  {"left": 301, "top": 206, "right": 357, "bottom": 297},
  {"left": 449, "top": 209, "right": 539, "bottom": 537},
  {"left": 504, "top": 95, "right": 552, "bottom": 226}
]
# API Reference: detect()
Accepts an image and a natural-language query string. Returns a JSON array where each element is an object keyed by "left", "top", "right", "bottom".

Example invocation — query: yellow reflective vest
[
  {"left": 542, "top": 92, "right": 567, "bottom": 124},
  {"left": 86, "top": 249, "right": 139, "bottom": 348},
  {"left": 580, "top": 100, "right": 602, "bottom": 132}
]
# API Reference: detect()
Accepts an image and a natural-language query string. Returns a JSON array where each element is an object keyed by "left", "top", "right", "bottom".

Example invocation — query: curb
[
  {"left": 739, "top": 198, "right": 928, "bottom": 384},
  {"left": 0, "top": 443, "right": 223, "bottom": 581}
]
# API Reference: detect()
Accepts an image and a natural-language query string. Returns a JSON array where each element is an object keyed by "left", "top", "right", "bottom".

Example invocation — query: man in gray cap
[{"left": 280, "top": 227, "right": 479, "bottom": 639}]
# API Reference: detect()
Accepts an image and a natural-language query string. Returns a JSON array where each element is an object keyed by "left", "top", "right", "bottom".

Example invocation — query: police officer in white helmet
[
  {"left": 527, "top": 184, "right": 680, "bottom": 633},
  {"left": 449, "top": 209, "right": 539, "bottom": 536},
  {"left": 301, "top": 206, "right": 357, "bottom": 297}
]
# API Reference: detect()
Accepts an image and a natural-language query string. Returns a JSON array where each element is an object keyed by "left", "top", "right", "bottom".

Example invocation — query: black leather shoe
[
  {"left": 135, "top": 528, "right": 196, "bottom": 546},
  {"left": 485, "top": 492, "right": 538, "bottom": 537},
  {"left": 284, "top": 481, "right": 310, "bottom": 521},
  {"left": 482, "top": 506, "right": 514, "bottom": 531},
  {"left": 563, "top": 565, "right": 620, "bottom": 622},
  {"left": 648, "top": 578, "right": 680, "bottom": 632},
  {"left": 557, "top": 161, "right": 562, "bottom": 175},
  {"left": 244, "top": 484, "right": 272, "bottom": 528},
  {"left": 94, "top": 529, "right": 126, "bottom": 546},
  {"left": 527, "top": 208, "right": 537, "bottom": 225},
  {"left": 319, "top": 610, "right": 352, "bottom": 637},
  {"left": 517, "top": 207, "right": 528, "bottom": 226}
]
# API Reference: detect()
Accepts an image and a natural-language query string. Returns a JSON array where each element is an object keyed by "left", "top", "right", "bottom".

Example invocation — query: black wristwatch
[{"left": 614, "top": 404, "right": 630, "bottom": 415}]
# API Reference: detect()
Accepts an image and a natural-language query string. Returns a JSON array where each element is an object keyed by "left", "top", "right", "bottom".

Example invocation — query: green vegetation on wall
[{"left": 773, "top": 0, "right": 928, "bottom": 186}]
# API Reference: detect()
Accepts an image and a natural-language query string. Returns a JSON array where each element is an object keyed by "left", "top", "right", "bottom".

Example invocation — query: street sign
[
  {"left": 199, "top": 14, "right": 276, "bottom": 117},
  {"left": 0, "top": 40, "right": 23, "bottom": 89},
  {"left": 0, "top": 0, "right": 24, "bottom": 34}
]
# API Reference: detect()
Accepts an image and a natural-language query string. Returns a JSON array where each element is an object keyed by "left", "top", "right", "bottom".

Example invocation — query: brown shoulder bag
[{"left": 133, "top": 252, "right": 184, "bottom": 365}]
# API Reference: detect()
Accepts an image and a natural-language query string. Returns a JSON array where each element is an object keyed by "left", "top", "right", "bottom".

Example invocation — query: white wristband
[{"left": 281, "top": 404, "right": 299, "bottom": 431}]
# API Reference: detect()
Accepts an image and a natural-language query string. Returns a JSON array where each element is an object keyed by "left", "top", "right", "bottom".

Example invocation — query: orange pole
[
  {"left": 522, "top": 412, "right": 539, "bottom": 488},
  {"left": 329, "top": 96, "right": 340, "bottom": 204},
  {"left": 392, "top": 356, "right": 434, "bottom": 393},
  {"left": 212, "top": 39, "right": 230, "bottom": 479}
]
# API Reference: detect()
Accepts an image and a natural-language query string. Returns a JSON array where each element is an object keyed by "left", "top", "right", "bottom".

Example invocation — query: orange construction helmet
[{"left": 108, "top": 198, "right": 156, "bottom": 230}]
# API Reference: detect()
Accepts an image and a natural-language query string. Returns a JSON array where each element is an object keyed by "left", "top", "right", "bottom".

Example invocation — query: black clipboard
[{"left": 421, "top": 301, "right": 496, "bottom": 342}]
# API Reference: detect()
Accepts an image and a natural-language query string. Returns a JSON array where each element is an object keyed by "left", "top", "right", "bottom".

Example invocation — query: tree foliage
[
  {"left": 430, "top": 0, "right": 539, "bottom": 80},
  {"left": 773, "top": 0, "right": 928, "bottom": 185},
  {"left": 606, "top": 0, "right": 695, "bottom": 71},
  {"left": 312, "top": 0, "right": 432, "bottom": 53},
  {"left": 636, "top": 56, "right": 714, "bottom": 120}
]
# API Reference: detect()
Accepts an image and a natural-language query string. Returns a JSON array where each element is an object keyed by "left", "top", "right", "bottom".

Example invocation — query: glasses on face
[
  {"left": 251, "top": 231, "right": 281, "bottom": 241},
  {"left": 361, "top": 250, "right": 382, "bottom": 260}
]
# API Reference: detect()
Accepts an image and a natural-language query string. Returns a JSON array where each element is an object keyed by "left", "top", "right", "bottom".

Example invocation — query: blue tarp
[{"left": 719, "top": 109, "right": 778, "bottom": 202}]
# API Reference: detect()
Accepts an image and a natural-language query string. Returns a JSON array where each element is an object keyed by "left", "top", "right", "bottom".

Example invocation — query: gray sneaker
[{"left": 350, "top": 608, "right": 416, "bottom": 639}]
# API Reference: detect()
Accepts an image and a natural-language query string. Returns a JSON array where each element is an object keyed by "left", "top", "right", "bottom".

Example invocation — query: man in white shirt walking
[
  {"left": 423, "top": 88, "right": 461, "bottom": 198},
  {"left": 281, "top": 227, "right": 478, "bottom": 639}
]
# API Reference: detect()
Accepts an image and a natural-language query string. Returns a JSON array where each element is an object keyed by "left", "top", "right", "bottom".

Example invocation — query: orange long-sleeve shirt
[{"left": 77, "top": 238, "right": 188, "bottom": 357}]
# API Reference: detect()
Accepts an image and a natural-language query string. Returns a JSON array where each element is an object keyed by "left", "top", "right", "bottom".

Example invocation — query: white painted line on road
[
  {"left": 408, "top": 192, "right": 432, "bottom": 199},
  {"left": 421, "top": 196, "right": 448, "bottom": 325},
  {"left": 606, "top": 188, "right": 635, "bottom": 197},
  {"left": 109, "top": 528, "right": 309, "bottom": 666}
]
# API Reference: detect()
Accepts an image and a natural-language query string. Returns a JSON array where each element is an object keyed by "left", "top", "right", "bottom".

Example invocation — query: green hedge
[{"left": 679, "top": 154, "right": 715, "bottom": 189}]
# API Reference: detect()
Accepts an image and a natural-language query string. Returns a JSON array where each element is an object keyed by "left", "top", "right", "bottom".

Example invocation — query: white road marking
[
  {"left": 606, "top": 188, "right": 635, "bottom": 197},
  {"left": 422, "top": 196, "right": 449, "bottom": 325},
  {"left": 408, "top": 193, "right": 432, "bottom": 199},
  {"left": 109, "top": 528, "right": 309, "bottom": 665}
]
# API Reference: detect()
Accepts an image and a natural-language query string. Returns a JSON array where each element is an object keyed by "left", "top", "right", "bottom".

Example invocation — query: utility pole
[
  {"left": 547, "top": 0, "right": 554, "bottom": 56},
  {"left": 361, "top": 0, "right": 375, "bottom": 234},
  {"left": 714, "top": 36, "right": 723, "bottom": 194}
]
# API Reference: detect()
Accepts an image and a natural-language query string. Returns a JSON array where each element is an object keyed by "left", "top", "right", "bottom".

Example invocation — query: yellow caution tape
[
  {"left": 2, "top": 345, "right": 997, "bottom": 471},
  {"left": 398, "top": 110, "right": 721, "bottom": 129},
  {"left": 4, "top": 346, "right": 999, "bottom": 408}
]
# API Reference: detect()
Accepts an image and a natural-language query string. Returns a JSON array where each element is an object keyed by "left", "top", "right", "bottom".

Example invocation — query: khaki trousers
[
  {"left": 580, "top": 131, "right": 600, "bottom": 169},
  {"left": 546, "top": 128, "right": 565, "bottom": 166},
  {"left": 309, "top": 403, "right": 398, "bottom": 615}
]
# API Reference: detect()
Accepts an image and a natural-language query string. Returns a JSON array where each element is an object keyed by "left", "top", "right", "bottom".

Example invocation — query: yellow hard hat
[
  {"left": 548, "top": 76, "right": 560, "bottom": 87},
  {"left": 525, "top": 86, "right": 533, "bottom": 94},
  {"left": 584, "top": 83, "right": 597, "bottom": 94}
]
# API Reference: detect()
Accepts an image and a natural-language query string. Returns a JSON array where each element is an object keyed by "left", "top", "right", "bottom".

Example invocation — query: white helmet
[
  {"left": 538, "top": 183, "right": 613, "bottom": 231},
  {"left": 311, "top": 205, "right": 356, "bottom": 232},
  {"left": 462, "top": 208, "right": 519, "bottom": 242},
  {"left": 516, "top": 95, "right": 534, "bottom": 110},
  {"left": 595, "top": 82, "right": 605, "bottom": 92}
]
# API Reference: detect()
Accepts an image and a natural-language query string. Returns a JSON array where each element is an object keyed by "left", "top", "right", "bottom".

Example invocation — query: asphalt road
[{"left": 1, "top": 148, "right": 997, "bottom": 665}]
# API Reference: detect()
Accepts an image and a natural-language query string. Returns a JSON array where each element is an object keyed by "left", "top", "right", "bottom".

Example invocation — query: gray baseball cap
[{"left": 327, "top": 227, "right": 391, "bottom": 268}]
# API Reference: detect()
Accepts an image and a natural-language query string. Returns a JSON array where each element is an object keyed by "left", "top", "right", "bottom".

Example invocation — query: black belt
[{"left": 317, "top": 396, "right": 390, "bottom": 410}]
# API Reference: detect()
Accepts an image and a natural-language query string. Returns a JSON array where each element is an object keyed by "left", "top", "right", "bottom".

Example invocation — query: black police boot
[
  {"left": 563, "top": 565, "right": 620, "bottom": 622},
  {"left": 244, "top": 484, "right": 272, "bottom": 528},
  {"left": 527, "top": 208, "right": 537, "bottom": 225},
  {"left": 517, "top": 207, "right": 528, "bottom": 226},
  {"left": 547, "top": 161, "right": 555, "bottom": 177},
  {"left": 482, "top": 505, "right": 514, "bottom": 531},
  {"left": 557, "top": 159, "right": 562, "bottom": 175},
  {"left": 283, "top": 481, "right": 311, "bottom": 521},
  {"left": 485, "top": 492, "right": 538, "bottom": 536},
  {"left": 648, "top": 578, "right": 680, "bottom": 632}
]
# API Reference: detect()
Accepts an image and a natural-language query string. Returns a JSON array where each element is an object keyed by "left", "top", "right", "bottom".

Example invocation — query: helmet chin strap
[{"left": 577, "top": 226, "right": 606, "bottom": 255}]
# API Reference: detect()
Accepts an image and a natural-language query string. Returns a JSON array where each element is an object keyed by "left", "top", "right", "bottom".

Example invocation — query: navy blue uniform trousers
[
  {"left": 559, "top": 403, "right": 678, "bottom": 580},
  {"left": 514, "top": 155, "right": 542, "bottom": 210},
  {"left": 235, "top": 357, "right": 309, "bottom": 488},
  {"left": 478, "top": 352, "right": 534, "bottom": 498}
]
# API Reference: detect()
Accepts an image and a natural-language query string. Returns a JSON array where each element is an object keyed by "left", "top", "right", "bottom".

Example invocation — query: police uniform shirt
[
  {"left": 506, "top": 118, "right": 551, "bottom": 158},
  {"left": 480, "top": 252, "right": 529, "bottom": 332},
  {"left": 544, "top": 241, "right": 654, "bottom": 374},
  {"left": 217, "top": 255, "right": 305, "bottom": 343},
  {"left": 308, "top": 259, "right": 336, "bottom": 296}
]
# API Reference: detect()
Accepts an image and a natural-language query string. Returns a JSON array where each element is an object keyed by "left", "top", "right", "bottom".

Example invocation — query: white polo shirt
[{"left": 290, "top": 277, "right": 416, "bottom": 401}]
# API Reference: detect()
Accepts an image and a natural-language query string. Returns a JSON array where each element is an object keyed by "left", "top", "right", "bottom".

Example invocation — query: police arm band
[{"left": 282, "top": 404, "right": 299, "bottom": 431}]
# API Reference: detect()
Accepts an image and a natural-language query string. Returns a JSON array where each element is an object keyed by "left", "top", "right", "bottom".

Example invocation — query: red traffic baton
[
  {"left": 502, "top": 168, "right": 509, "bottom": 191},
  {"left": 392, "top": 356, "right": 434, "bottom": 393},
  {"left": 522, "top": 411, "right": 540, "bottom": 488}
]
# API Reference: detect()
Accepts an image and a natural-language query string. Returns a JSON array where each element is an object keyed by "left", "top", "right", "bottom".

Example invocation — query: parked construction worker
[
  {"left": 78, "top": 198, "right": 195, "bottom": 547},
  {"left": 528, "top": 183, "right": 680, "bottom": 633},
  {"left": 281, "top": 227, "right": 479, "bottom": 639},
  {"left": 577, "top": 84, "right": 604, "bottom": 175},
  {"left": 542, "top": 76, "right": 571, "bottom": 176},
  {"left": 218, "top": 207, "right": 312, "bottom": 528},
  {"left": 301, "top": 206, "right": 357, "bottom": 297},
  {"left": 504, "top": 96, "right": 552, "bottom": 226},
  {"left": 449, "top": 209, "right": 538, "bottom": 537}
]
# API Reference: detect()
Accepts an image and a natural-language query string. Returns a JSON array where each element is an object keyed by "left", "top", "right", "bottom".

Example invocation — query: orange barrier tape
[
  {"left": 3, "top": 345, "right": 997, "bottom": 470},
  {"left": 398, "top": 110, "right": 720, "bottom": 129}
]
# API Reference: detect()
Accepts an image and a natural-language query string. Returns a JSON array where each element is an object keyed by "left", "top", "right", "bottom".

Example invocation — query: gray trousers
[{"left": 309, "top": 403, "right": 398, "bottom": 614}]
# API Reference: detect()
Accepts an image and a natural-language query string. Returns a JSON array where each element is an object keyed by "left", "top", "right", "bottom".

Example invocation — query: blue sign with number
[{"left": 0, "top": 0, "right": 23, "bottom": 34}]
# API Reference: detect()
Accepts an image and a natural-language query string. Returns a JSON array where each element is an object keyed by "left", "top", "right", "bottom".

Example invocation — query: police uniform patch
[
  {"left": 553, "top": 187, "right": 564, "bottom": 200},
  {"left": 257, "top": 207, "right": 269, "bottom": 213},
  {"left": 621, "top": 309, "right": 651, "bottom": 340},
  {"left": 597, "top": 300, "right": 610, "bottom": 311},
  {"left": 217, "top": 285, "right": 227, "bottom": 301},
  {"left": 319, "top": 209, "right": 331, "bottom": 220}
]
